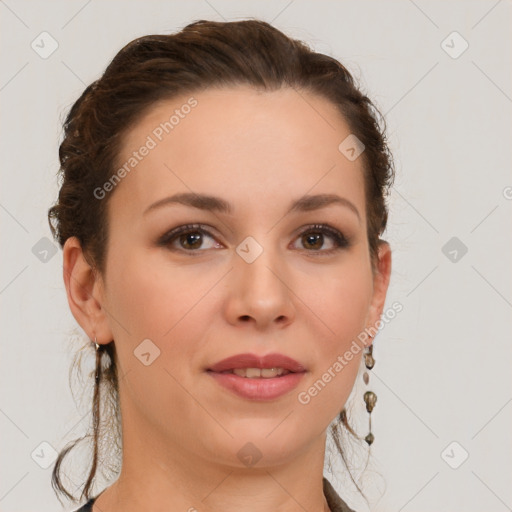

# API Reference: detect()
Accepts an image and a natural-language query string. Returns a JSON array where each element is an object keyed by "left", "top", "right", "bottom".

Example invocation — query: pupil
[
  {"left": 305, "top": 233, "right": 322, "bottom": 249},
  {"left": 182, "top": 232, "right": 201, "bottom": 249}
]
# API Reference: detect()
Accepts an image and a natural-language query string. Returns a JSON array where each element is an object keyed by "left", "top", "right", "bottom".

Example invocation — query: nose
[{"left": 223, "top": 243, "right": 296, "bottom": 331}]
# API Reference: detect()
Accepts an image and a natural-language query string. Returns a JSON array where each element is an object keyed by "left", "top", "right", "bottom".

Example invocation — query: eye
[
  {"left": 157, "top": 223, "right": 350, "bottom": 255},
  {"left": 157, "top": 224, "right": 221, "bottom": 253},
  {"left": 291, "top": 224, "right": 350, "bottom": 255}
]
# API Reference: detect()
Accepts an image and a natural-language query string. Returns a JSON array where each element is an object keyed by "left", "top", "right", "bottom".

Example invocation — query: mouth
[
  {"left": 206, "top": 353, "right": 307, "bottom": 401},
  {"left": 209, "top": 367, "right": 295, "bottom": 378},
  {"left": 206, "top": 352, "right": 307, "bottom": 374}
]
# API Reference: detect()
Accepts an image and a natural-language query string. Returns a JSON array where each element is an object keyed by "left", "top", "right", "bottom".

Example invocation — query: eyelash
[{"left": 157, "top": 223, "right": 351, "bottom": 256}]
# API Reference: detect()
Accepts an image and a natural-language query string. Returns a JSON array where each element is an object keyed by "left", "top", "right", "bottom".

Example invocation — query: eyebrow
[{"left": 143, "top": 192, "right": 361, "bottom": 221}]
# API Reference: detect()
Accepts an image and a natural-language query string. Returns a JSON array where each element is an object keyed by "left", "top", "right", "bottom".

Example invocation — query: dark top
[{"left": 72, "top": 477, "right": 356, "bottom": 512}]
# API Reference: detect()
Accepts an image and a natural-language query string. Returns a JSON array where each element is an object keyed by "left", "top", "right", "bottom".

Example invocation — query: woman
[{"left": 48, "top": 18, "right": 393, "bottom": 512}]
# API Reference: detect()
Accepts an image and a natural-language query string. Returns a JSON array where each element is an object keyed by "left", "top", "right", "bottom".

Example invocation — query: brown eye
[
  {"left": 158, "top": 223, "right": 350, "bottom": 256},
  {"left": 178, "top": 231, "right": 203, "bottom": 250},
  {"left": 301, "top": 232, "right": 324, "bottom": 250},
  {"left": 293, "top": 224, "right": 350, "bottom": 254},
  {"left": 158, "top": 224, "right": 221, "bottom": 252}
]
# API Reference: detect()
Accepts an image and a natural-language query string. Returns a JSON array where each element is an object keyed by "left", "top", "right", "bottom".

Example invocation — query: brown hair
[{"left": 48, "top": 18, "right": 394, "bottom": 505}]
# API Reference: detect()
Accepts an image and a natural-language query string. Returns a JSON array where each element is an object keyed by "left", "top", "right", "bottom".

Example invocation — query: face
[{"left": 88, "top": 85, "right": 390, "bottom": 468}]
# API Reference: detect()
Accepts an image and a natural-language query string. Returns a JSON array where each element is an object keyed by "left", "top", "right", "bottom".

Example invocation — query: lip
[
  {"left": 207, "top": 371, "right": 305, "bottom": 401},
  {"left": 207, "top": 353, "right": 307, "bottom": 373},
  {"left": 206, "top": 352, "right": 307, "bottom": 401}
]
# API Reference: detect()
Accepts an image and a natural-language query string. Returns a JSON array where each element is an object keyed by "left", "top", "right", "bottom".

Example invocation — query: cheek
[
  {"left": 296, "top": 273, "right": 369, "bottom": 413},
  {"left": 105, "top": 252, "right": 217, "bottom": 385},
  {"left": 303, "top": 262, "right": 373, "bottom": 346},
  {"left": 106, "top": 255, "right": 209, "bottom": 428},
  {"left": 106, "top": 252, "right": 199, "bottom": 338},
  {"left": 290, "top": 260, "right": 372, "bottom": 412}
]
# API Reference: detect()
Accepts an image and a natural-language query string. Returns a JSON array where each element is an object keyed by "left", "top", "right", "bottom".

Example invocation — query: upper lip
[{"left": 207, "top": 353, "right": 307, "bottom": 373}]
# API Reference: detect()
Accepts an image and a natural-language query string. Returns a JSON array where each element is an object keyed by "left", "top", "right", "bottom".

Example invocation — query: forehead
[{"left": 109, "top": 85, "right": 366, "bottom": 221}]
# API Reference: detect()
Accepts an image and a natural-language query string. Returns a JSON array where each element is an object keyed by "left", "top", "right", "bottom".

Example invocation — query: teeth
[{"left": 232, "top": 367, "right": 289, "bottom": 378}]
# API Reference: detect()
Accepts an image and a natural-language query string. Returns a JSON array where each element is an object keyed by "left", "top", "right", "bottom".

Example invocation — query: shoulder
[
  {"left": 70, "top": 498, "right": 95, "bottom": 512},
  {"left": 323, "top": 477, "right": 358, "bottom": 512}
]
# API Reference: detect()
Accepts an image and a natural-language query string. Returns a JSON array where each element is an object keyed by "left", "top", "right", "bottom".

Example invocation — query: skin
[{"left": 63, "top": 85, "right": 391, "bottom": 512}]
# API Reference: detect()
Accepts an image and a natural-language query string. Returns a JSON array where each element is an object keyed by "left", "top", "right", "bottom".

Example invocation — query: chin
[{"left": 209, "top": 426, "right": 309, "bottom": 466}]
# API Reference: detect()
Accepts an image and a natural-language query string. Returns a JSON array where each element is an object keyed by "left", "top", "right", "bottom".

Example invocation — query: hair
[{"left": 48, "top": 18, "right": 394, "bottom": 506}]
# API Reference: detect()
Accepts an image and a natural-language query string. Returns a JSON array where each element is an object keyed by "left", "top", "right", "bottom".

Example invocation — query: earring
[
  {"left": 93, "top": 335, "right": 101, "bottom": 383},
  {"left": 363, "top": 335, "right": 377, "bottom": 446}
]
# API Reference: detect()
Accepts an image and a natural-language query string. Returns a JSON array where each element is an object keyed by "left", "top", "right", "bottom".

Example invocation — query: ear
[
  {"left": 366, "top": 240, "right": 392, "bottom": 341},
  {"left": 62, "top": 236, "right": 113, "bottom": 345}
]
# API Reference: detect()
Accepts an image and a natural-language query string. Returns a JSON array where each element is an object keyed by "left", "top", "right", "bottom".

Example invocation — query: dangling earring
[
  {"left": 363, "top": 335, "right": 377, "bottom": 446},
  {"left": 93, "top": 335, "right": 101, "bottom": 383}
]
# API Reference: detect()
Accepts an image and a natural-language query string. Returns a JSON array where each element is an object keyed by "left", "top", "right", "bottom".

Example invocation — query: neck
[{"left": 94, "top": 417, "right": 331, "bottom": 512}]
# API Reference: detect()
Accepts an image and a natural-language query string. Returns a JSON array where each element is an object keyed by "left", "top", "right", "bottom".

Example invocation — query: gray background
[{"left": 1, "top": 1, "right": 511, "bottom": 511}]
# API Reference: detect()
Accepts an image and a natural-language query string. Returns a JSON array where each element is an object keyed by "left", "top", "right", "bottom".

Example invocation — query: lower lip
[{"left": 207, "top": 370, "right": 306, "bottom": 401}]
